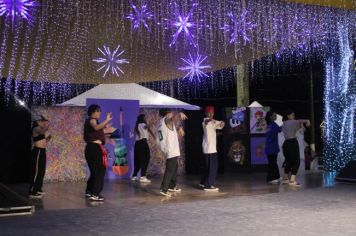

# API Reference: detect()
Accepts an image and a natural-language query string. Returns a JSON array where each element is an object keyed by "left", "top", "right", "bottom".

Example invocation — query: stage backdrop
[
  {"left": 86, "top": 99, "right": 139, "bottom": 180},
  {"left": 32, "top": 106, "right": 87, "bottom": 182},
  {"left": 32, "top": 106, "right": 186, "bottom": 181}
]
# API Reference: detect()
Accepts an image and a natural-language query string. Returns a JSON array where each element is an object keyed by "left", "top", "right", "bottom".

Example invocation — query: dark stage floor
[{"left": 1, "top": 171, "right": 356, "bottom": 236}]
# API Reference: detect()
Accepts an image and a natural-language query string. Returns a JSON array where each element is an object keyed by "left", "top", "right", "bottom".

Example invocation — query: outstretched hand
[
  {"left": 106, "top": 112, "right": 113, "bottom": 122},
  {"left": 179, "top": 112, "right": 188, "bottom": 121}
]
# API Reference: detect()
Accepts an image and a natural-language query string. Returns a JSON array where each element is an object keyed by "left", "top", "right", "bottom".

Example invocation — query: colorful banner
[
  {"left": 249, "top": 107, "right": 270, "bottom": 134},
  {"left": 86, "top": 99, "right": 139, "bottom": 180}
]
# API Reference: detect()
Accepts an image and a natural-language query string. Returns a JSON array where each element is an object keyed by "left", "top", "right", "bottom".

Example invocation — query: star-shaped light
[
  {"left": 0, "top": 0, "right": 36, "bottom": 26},
  {"left": 178, "top": 53, "right": 211, "bottom": 82},
  {"left": 221, "top": 10, "right": 256, "bottom": 45},
  {"left": 169, "top": 3, "right": 197, "bottom": 47},
  {"left": 127, "top": 0, "right": 153, "bottom": 32},
  {"left": 93, "top": 45, "right": 129, "bottom": 78}
]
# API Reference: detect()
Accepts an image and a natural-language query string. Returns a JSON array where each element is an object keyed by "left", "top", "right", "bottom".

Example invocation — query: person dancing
[
  {"left": 29, "top": 115, "right": 51, "bottom": 199},
  {"left": 132, "top": 114, "right": 155, "bottom": 183},
  {"left": 282, "top": 109, "right": 310, "bottom": 187},
  {"left": 84, "top": 104, "right": 112, "bottom": 201},
  {"left": 200, "top": 106, "right": 225, "bottom": 191},
  {"left": 157, "top": 109, "right": 187, "bottom": 197},
  {"left": 265, "top": 111, "right": 282, "bottom": 184}
]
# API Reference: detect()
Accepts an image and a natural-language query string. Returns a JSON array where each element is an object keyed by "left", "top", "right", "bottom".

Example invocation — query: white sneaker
[
  {"left": 159, "top": 190, "right": 172, "bottom": 197},
  {"left": 131, "top": 176, "right": 138, "bottom": 181},
  {"left": 268, "top": 179, "right": 280, "bottom": 185},
  {"left": 168, "top": 187, "right": 182, "bottom": 192},
  {"left": 139, "top": 176, "right": 151, "bottom": 183},
  {"left": 204, "top": 186, "right": 219, "bottom": 192}
]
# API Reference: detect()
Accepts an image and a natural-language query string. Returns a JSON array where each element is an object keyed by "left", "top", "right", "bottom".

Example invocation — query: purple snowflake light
[
  {"left": 221, "top": 10, "right": 256, "bottom": 45},
  {"left": 0, "top": 0, "right": 35, "bottom": 25},
  {"left": 169, "top": 3, "right": 198, "bottom": 47},
  {"left": 93, "top": 45, "right": 129, "bottom": 78},
  {"left": 178, "top": 53, "right": 211, "bottom": 82},
  {"left": 127, "top": 0, "right": 153, "bottom": 32}
]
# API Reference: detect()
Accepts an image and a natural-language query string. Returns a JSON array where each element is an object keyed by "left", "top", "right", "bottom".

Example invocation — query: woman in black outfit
[
  {"left": 84, "top": 104, "right": 112, "bottom": 201},
  {"left": 29, "top": 115, "right": 51, "bottom": 199},
  {"left": 132, "top": 114, "right": 155, "bottom": 183}
]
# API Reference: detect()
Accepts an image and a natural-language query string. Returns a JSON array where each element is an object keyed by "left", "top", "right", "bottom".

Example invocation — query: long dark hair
[
  {"left": 265, "top": 111, "right": 274, "bottom": 125},
  {"left": 135, "top": 114, "right": 146, "bottom": 136}
]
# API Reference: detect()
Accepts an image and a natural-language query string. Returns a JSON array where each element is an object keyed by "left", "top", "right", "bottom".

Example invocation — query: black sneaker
[
  {"left": 89, "top": 195, "right": 105, "bottom": 201},
  {"left": 85, "top": 191, "right": 92, "bottom": 198},
  {"left": 29, "top": 193, "right": 43, "bottom": 199}
]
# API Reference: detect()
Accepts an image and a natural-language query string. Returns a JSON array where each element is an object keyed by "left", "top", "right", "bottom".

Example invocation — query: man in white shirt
[
  {"left": 157, "top": 108, "right": 187, "bottom": 197},
  {"left": 200, "top": 106, "right": 225, "bottom": 191}
]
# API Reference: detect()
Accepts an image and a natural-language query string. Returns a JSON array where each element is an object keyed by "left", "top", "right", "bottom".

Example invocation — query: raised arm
[{"left": 90, "top": 113, "right": 113, "bottom": 131}]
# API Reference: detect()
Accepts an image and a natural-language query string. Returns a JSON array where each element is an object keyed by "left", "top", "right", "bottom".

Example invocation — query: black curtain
[{"left": 0, "top": 104, "right": 32, "bottom": 184}]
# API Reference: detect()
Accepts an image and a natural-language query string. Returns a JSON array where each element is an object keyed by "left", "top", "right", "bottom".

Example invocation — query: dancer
[
  {"left": 84, "top": 104, "right": 112, "bottom": 201},
  {"left": 132, "top": 114, "right": 155, "bottom": 183},
  {"left": 282, "top": 109, "right": 310, "bottom": 187},
  {"left": 265, "top": 111, "right": 282, "bottom": 184},
  {"left": 29, "top": 115, "right": 51, "bottom": 199},
  {"left": 157, "top": 109, "right": 187, "bottom": 197},
  {"left": 200, "top": 106, "right": 225, "bottom": 191}
]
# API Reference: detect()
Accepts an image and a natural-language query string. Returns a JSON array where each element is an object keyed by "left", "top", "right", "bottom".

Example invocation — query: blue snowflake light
[
  {"left": 178, "top": 53, "right": 211, "bottom": 82},
  {"left": 127, "top": 0, "right": 153, "bottom": 32},
  {"left": 169, "top": 3, "right": 197, "bottom": 47},
  {"left": 221, "top": 10, "right": 256, "bottom": 45},
  {"left": 93, "top": 45, "right": 129, "bottom": 78},
  {"left": 0, "top": 0, "right": 36, "bottom": 25}
]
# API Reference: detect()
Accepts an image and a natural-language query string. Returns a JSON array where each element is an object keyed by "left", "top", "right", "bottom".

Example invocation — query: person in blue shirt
[{"left": 265, "top": 111, "right": 282, "bottom": 184}]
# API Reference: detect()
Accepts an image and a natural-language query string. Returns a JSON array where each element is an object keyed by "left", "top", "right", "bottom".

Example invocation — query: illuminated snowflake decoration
[
  {"left": 93, "top": 45, "right": 129, "bottom": 78},
  {"left": 169, "top": 3, "right": 198, "bottom": 47},
  {"left": 127, "top": 0, "right": 153, "bottom": 32},
  {"left": 0, "top": 0, "right": 36, "bottom": 25},
  {"left": 221, "top": 10, "right": 256, "bottom": 45},
  {"left": 178, "top": 53, "right": 211, "bottom": 82}
]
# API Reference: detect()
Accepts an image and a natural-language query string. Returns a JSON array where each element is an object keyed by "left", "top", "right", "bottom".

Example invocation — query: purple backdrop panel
[
  {"left": 250, "top": 137, "right": 268, "bottom": 165},
  {"left": 86, "top": 99, "right": 139, "bottom": 180}
]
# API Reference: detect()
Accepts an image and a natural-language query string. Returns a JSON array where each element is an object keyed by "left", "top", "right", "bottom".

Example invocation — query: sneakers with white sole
[
  {"left": 204, "top": 186, "right": 219, "bottom": 192},
  {"left": 139, "top": 176, "right": 151, "bottom": 183},
  {"left": 89, "top": 195, "right": 105, "bottom": 201},
  {"left": 168, "top": 187, "right": 181, "bottom": 192},
  {"left": 159, "top": 190, "right": 172, "bottom": 197}
]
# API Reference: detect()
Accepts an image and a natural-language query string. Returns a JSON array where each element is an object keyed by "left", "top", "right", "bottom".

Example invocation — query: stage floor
[
  {"left": 12, "top": 171, "right": 323, "bottom": 211},
  {"left": 2, "top": 171, "right": 356, "bottom": 236}
]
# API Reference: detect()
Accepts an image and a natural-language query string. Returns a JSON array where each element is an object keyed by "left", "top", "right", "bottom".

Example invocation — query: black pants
[
  {"left": 133, "top": 139, "right": 151, "bottom": 177},
  {"left": 282, "top": 138, "right": 300, "bottom": 175},
  {"left": 200, "top": 153, "right": 218, "bottom": 187},
  {"left": 85, "top": 143, "right": 106, "bottom": 196},
  {"left": 29, "top": 147, "right": 46, "bottom": 194},
  {"left": 266, "top": 154, "right": 280, "bottom": 182},
  {"left": 160, "top": 157, "right": 178, "bottom": 192}
]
